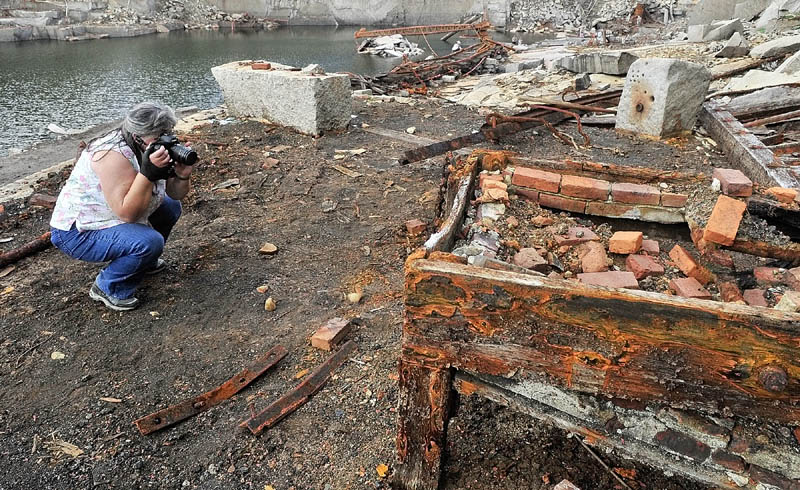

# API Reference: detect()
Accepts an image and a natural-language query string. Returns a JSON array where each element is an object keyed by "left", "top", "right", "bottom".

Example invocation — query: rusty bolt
[
  {"left": 636, "top": 103, "right": 644, "bottom": 113},
  {"left": 759, "top": 366, "right": 788, "bottom": 393}
]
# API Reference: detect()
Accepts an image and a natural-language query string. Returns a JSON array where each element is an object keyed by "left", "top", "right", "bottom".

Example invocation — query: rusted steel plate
[
  {"left": 240, "top": 340, "right": 356, "bottom": 435},
  {"left": 134, "top": 345, "right": 288, "bottom": 435}
]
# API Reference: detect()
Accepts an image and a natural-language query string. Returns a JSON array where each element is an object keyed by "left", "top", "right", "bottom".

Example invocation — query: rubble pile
[
  {"left": 357, "top": 34, "right": 424, "bottom": 58},
  {"left": 509, "top": 0, "right": 677, "bottom": 31}
]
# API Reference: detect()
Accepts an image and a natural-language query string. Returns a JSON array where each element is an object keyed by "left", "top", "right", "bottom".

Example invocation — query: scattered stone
[
  {"left": 775, "top": 291, "right": 800, "bottom": 312},
  {"left": 750, "top": 34, "right": 800, "bottom": 58},
  {"left": 347, "top": 291, "right": 363, "bottom": 304},
  {"left": 310, "top": 317, "right": 352, "bottom": 351},
  {"left": 405, "top": 127, "right": 416, "bottom": 134},
  {"left": 261, "top": 157, "right": 280, "bottom": 170},
  {"left": 608, "top": 231, "right": 643, "bottom": 254},
  {"left": 405, "top": 219, "right": 426, "bottom": 236},
  {"left": 743, "top": 289, "right": 768, "bottom": 307},
  {"left": 555, "top": 226, "right": 598, "bottom": 246},
  {"left": 712, "top": 168, "right": 753, "bottom": 197},
  {"left": 554, "top": 480, "right": 582, "bottom": 490},
  {"left": 574, "top": 73, "right": 592, "bottom": 91},
  {"left": 302, "top": 63, "right": 325, "bottom": 75},
  {"left": 626, "top": 254, "right": 665, "bottom": 280},
  {"left": 441, "top": 75, "right": 456, "bottom": 83},
  {"left": 715, "top": 32, "right": 750, "bottom": 58},
  {"left": 256, "top": 285, "right": 269, "bottom": 294},
  {"left": 555, "top": 51, "right": 638, "bottom": 75},
  {"left": 258, "top": 242, "right": 278, "bottom": 255},
  {"left": 787, "top": 267, "right": 800, "bottom": 290},
  {"left": 578, "top": 241, "right": 608, "bottom": 273},
  {"left": 28, "top": 193, "right": 57, "bottom": 209},
  {"left": 778, "top": 49, "right": 800, "bottom": 75},
  {"left": 578, "top": 271, "right": 639, "bottom": 289},
  {"left": 531, "top": 216, "right": 555, "bottom": 227},
  {"left": 616, "top": 58, "right": 711, "bottom": 139},
  {"left": 703, "top": 195, "right": 747, "bottom": 246},
  {"left": 669, "top": 277, "right": 712, "bottom": 299},
  {"left": 512, "top": 248, "right": 548, "bottom": 272},
  {"left": 766, "top": 187, "right": 799, "bottom": 204},
  {"left": 264, "top": 297, "right": 276, "bottom": 311},
  {"left": 352, "top": 89, "right": 372, "bottom": 97},
  {"left": 478, "top": 203, "right": 506, "bottom": 222}
]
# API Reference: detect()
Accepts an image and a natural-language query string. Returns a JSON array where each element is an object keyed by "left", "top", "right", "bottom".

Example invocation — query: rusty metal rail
[
  {"left": 0, "top": 231, "right": 52, "bottom": 268},
  {"left": 354, "top": 21, "right": 491, "bottom": 39},
  {"left": 134, "top": 345, "right": 288, "bottom": 435}
]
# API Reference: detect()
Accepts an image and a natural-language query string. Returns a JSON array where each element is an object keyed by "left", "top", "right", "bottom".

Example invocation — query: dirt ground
[{"left": 0, "top": 96, "right": 712, "bottom": 490}]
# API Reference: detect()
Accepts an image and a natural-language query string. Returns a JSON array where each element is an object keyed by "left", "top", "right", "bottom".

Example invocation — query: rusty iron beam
[
  {"left": 769, "top": 141, "right": 800, "bottom": 156},
  {"left": 354, "top": 21, "right": 491, "bottom": 39},
  {"left": 0, "top": 231, "right": 52, "bottom": 268},
  {"left": 240, "top": 340, "right": 356, "bottom": 435},
  {"left": 699, "top": 101, "right": 799, "bottom": 189},
  {"left": 134, "top": 345, "right": 288, "bottom": 435}
]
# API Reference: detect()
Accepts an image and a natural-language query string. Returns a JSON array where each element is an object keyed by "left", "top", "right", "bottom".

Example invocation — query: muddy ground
[{"left": 0, "top": 96, "right": 713, "bottom": 490}]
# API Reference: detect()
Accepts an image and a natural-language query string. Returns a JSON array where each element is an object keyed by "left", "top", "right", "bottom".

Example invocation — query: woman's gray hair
[{"left": 121, "top": 101, "right": 177, "bottom": 138}]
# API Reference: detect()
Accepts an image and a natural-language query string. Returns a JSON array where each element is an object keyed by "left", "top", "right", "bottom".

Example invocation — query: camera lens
[{"left": 170, "top": 144, "right": 198, "bottom": 166}]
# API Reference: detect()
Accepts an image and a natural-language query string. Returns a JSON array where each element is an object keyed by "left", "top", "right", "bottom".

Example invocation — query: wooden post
[{"left": 394, "top": 360, "right": 453, "bottom": 490}]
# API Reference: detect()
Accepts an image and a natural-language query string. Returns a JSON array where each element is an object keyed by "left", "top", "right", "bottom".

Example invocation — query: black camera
[{"left": 153, "top": 134, "right": 198, "bottom": 166}]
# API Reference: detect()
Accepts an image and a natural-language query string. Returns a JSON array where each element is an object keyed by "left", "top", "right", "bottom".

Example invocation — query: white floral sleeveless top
[{"left": 50, "top": 131, "right": 166, "bottom": 231}]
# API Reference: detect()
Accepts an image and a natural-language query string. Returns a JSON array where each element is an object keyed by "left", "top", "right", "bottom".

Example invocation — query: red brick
[
  {"left": 251, "top": 62, "right": 272, "bottom": 70},
  {"left": 310, "top": 317, "right": 352, "bottom": 351},
  {"left": 641, "top": 239, "right": 660, "bottom": 255},
  {"left": 578, "top": 241, "right": 608, "bottom": 273},
  {"left": 669, "top": 277, "right": 712, "bottom": 299},
  {"left": 626, "top": 254, "right": 664, "bottom": 280},
  {"left": 703, "top": 195, "right": 747, "bottom": 246},
  {"left": 717, "top": 281, "right": 744, "bottom": 303},
  {"left": 608, "top": 231, "right": 643, "bottom": 254},
  {"left": 578, "top": 271, "right": 639, "bottom": 289},
  {"left": 512, "top": 248, "right": 548, "bottom": 271},
  {"left": 479, "top": 172, "right": 503, "bottom": 188},
  {"left": 766, "top": 186, "right": 798, "bottom": 204},
  {"left": 556, "top": 226, "right": 599, "bottom": 246},
  {"left": 584, "top": 201, "right": 636, "bottom": 219},
  {"left": 560, "top": 175, "right": 609, "bottom": 200},
  {"left": 405, "top": 219, "right": 426, "bottom": 236},
  {"left": 531, "top": 215, "right": 554, "bottom": 227},
  {"left": 514, "top": 187, "right": 539, "bottom": 203},
  {"left": 538, "top": 193, "right": 587, "bottom": 213},
  {"left": 29, "top": 193, "right": 57, "bottom": 209},
  {"left": 668, "top": 245, "right": 713, "bottom": 285},
  {"left": 660, "top": 192, "right": 689, "bottom": 207},
  {"left": 754, "top": 267, "right": 786, "bottom": 285},
  {"left": 612, "top": 182, "right": 660, "bottom": 205},
  {"left": 511, "top": 167, "right": 561, "bottom": 192},
  {"left": 712, "top": 168, "right": 753, "bottom": 197},
  {"left": 482, "top": 180, "right": 507, "bottom": 193},
  {"left": 653, "top": 429, "right": 711, "bottom": 462},
  {"left": 743, "top": 289, "right": 768, "bottom": 307},
  {"left": 711, "top": 450, "right": 746, "bottom": 473}
]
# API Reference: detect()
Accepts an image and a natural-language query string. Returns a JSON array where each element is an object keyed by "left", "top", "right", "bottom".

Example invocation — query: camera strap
[{"left": 121, "top": 128, "right": 144, "bottom": 166}]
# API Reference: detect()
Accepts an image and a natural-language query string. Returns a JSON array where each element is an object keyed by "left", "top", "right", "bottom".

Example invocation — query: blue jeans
[{"left": 50, "top": 196, "right": 182, "bottom": 299}]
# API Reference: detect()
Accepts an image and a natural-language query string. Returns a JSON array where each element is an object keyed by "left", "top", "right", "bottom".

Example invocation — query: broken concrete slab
[
  {"left": 554, "top": 51, "right": 638, "bottom": 76},
  {"left": 749, "top": 33, "right": 800, "bottom": 58},
  {"left": 755, "top": 0, "right": 800, "bottom": 29},
  {"left": 715, "top": 32, "right": 750, "bottom": 58},
  {"left": 735, "top": 0, "right": 772, "bottom": 20},
  {"left": 724, "top": 85, "right": 800, "bottom": 116},
  {"left": 211, "top": 61, "right": 350, "bottom": 136},
  {"left": 725, "top": 69, "right": 800, "bottom": 92},
  {"left": 689, "top": 19, "right": 743, "bottom": 42},
  {"left": 616, "top": 58, "right": 711, "bottom": 139},
  {"left": 777, "top": 49, "right": 800, "bottom": 74},
  {"left": 687, "top": 0, "right": 736, "bottom": 25}
]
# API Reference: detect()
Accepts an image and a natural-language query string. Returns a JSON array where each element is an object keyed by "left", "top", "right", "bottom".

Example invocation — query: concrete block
[
  {"left": 715, "top": 31, "right": 750, "bottom": 58},
  {"left": 687, "top": 24, "right": 712, "bottom": 42},
  {"left": 212, "top": 61, "right": 350, "bottom": 136},
  {"left": 756, "top": 0, "right": 800, "bottom": 30},
  {"left": 704, "top": 19, "right": 744, "bottom": 41},
  {"left": 616, "top": 58, "right": 711, "bottom": 139},
  {"left": 687, "top": 0, "right": 736, "bottom": 25},
  {"left": 750, "top": 34, "right": 800, "bottom": 58},
  {"left": 555, "top": 51, "right": 638, "bottom": 75},
  {"left": 734, "top": 0, "right": 771, "bottom": 20},
  {"left": 778, "top": 49, "right": 800, "bottom": 74}
]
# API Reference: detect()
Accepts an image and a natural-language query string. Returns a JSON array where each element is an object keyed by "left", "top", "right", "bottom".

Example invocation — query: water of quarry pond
[{"left": 0, "top": 26, "right": 527, "bottom": 158}]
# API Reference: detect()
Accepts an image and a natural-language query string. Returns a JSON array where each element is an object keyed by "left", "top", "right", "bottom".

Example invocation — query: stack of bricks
[{"left": 509, "top": 166, "right": 688, "bottom": 223}]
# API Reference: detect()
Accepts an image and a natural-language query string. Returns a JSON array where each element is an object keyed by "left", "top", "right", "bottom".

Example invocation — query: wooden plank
[
  {"left": 394, "top": 360, "right": 453, "bottom": 490},
  {"left": 725, "top": 85, "right": 800, "bottom": 119},
  {"left": 403, "top": 259, "right": 800, "bottom": 423},
  {"left": 699, "top": 101, "right": 799, "bottom": 189},
  {"left": 361, "top": 126, "right": 438, "bottom": 146},
  {"left": 240, "top": 341, "right": 356, "bottom": 435}
]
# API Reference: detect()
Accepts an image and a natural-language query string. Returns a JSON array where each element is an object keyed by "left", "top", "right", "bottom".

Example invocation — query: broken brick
[
  {"left": 261, "top": 157, "right": 280, "bottom": 169},
  {"left": 531, "top": 215, "right": 554, "bottom": 227},
  {"left": 514, "top": 188, "right": 539, "bottom": 203},
  {"left": 310, "top": 318, "right": 352, "bottom": 351},
  {"left": 766, "top": 186, "right": 799, "bottom": 204},
  {"left": 608, "top": 231, "right": 643, "bottom": 254},
  {"left": 405, "top": 219, "right": 426, "bottom": 236},
  {"left": 641, "top": 239, "right": 660, "bottom": 255},
  {"left": 711, "top": 450, "right": 746, "bottom": 473},
  {"left": 703, "top": 195, "right": 746, "bottom": 246},
  {"left": 653, "top": 429, "right": 711, "bottom": 462},
  {"left": 538, "top": 193, "right": 587, "bottom": 213},
  {"left": 28, "top": 193, "right": 57, "bottom": 209},
  {"left": 669, "top": 277, "right": 712, "bottom": 299},
  {"left": 742, "top": 289, "right": 768, "bottom": 307},
  {"left": 668, "top": 245, "right": 713, "bottom": 285},
  {"left": 479, "top": 173, "right": 503, "bottom": 188},
  {"left": 578, "top": 241, "right": 608, "bottom": 273},
  {"left": 660, "top": 192, "right": 688, "bottom": 207},
  {"left": 511, "top": 167, "right": 560, "bottom": 192},
  {"left": 512, "top": 248, "right": 548, "bottom": 271},
  {"left": 626, "top": 254, "right": 664, "bottom": 280},
  {"left": 754, "top": 267, "right": 786, "bottom": 285},
  {"left": 560, "top": 175, "right": 610, "bottom": 200},
  {"left": 717, "top": 281, "right": 744, "bottom": 303},
  {"left": 611, "top": 182, "right": 660, "bottom": 205},
  {"left": 577, "top": 271, "right": 639, "bottom": 289},
  {"left": 584, "top": 201, "right": 636, "bottom": 219},
  {"left": 712, "top": 168, "right": 753, "bottom": 197},
  {"left": 555, "top": 227, "right": 598, "bottom": 246}
]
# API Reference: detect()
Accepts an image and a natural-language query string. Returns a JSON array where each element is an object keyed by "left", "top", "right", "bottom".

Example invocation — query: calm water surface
[{"left": 0, "top": 27, "right": 492, "bottom": 156}]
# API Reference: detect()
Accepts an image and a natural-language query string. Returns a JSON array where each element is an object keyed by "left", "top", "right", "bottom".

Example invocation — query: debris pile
[{"left": 357, "top": 34, "right": 424, "bottom": 58}]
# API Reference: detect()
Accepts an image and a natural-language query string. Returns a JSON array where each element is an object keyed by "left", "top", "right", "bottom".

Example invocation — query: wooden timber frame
[{"left": 394, "top": 151, "right": 800, "bottom": 490}]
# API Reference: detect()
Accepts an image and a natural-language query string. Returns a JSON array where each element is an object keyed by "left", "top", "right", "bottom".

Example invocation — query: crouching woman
[{"left": 50, "top": 101, "right": 195, "bottom": 311}]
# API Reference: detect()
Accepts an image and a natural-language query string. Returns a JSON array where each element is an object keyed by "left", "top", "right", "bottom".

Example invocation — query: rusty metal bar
[
  {"left": 0, "top": 231, "right": 52, "bottom": 268},
  {"left": 134, "top": 345, "right": 288, "bottom": 435},
  {"left": 744, "top": 109, "right": 800, "bottom": 128},
  {"left": 709, "top": 55, "right": 785, "bottom": 81},
  {"left": 770, "top": 141, "right": 800, "bottom": 156},
  {"left": 354, "top": 21, "right": 490, "bottom": 39},
  {"left": 240, "top": 340, "right": 356, "bottom": 435}
]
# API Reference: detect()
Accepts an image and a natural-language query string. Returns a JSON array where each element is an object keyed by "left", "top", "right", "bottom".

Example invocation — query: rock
[
  {"left": 29, "top": 193, "right": 57, "bottom": 209},
  {"left": 477, "top": 203, "right": 505, "bottom": 222},
  {"left": 616, "top": 58, "right": 711, "bottom": 139},
  {"left": 258, "top": 242, "right": 278, "bottom": 255},
  {"left": 574, "top": 73, "right": 592, "bottom": 91},
  {"left": 749, "top": 34, "right": 800, "bottom": 58},
  {"left": 512, "top": 248, "right": 548, "bottom": 271},
  {"left": 441, "top": 75, "right": 456, "bottom": 83},
  {"left": 735, "top": 0, "right": 772, "bottom": 20},
  {"left": 555, "top": 51, "right": 638, "bottom": 75},
  {"left": 689, "top": 19, "right": 743, "bottom": 42},
  {"left": 264, "top": 297, "right": 276, "bottom": 311},
  {"left": 756, "top": 0, "right": 800, "bottom": 30},
  {"left": 352, "top": 89, "right": 372, "bottom": 96},
  {"left": 687, "top": 0, "right": 736, "bottom": 25},
  {"left": 777, "top": 49, "right": 800, "bottom": 74},
  {"left": 211, "top": 60, "right": 350, "bottom": 136},
  {"left": 302, "top": 63, "right": 325, "bottom": 75},
  {"left": 775, "top": 291, "right": 800, "bottom": 312},
  {"left": 715, "top": 32, "right": 750, "bottom": 58}
]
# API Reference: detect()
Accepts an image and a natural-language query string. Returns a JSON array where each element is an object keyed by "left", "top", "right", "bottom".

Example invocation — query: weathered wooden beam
[
  {"left": 404, "top": 259, "right": 800, "bottom": 423},
  {"left": 747, "top": 196, "right": 800, "bottom": 231},
  {"left": 745, "top": 109, "right": 800, "bottom": 128},
  {"left": 0, "top": 231, "right": 52, "bottom": 268},
  {"left": 424, "top": 162, "right": 477, "bottom": 253},
  {"left": 727, "top": 238, "right": 800, "bottom": 265},
  {"left": 394, "top": 360, "right": 453, "bottom": 490},
  {"left": 699, "top": 101, "right": 799, "bottom": 189},
  {"left": 725, "top": 85, "right": 800, "bottom": 120},
  {"left": 505, "top": 156, "right": 707, "bottom": 184}
]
